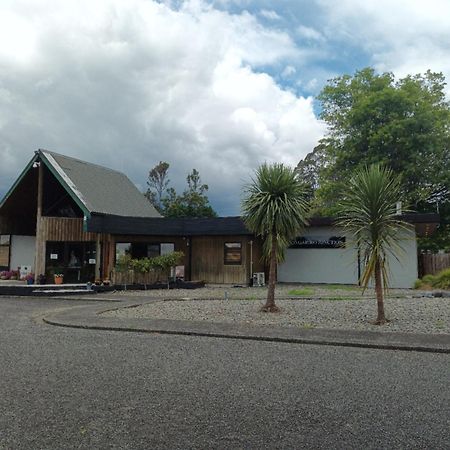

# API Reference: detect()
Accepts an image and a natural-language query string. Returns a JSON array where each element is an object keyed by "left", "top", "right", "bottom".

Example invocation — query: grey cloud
[{"left": 0, "top": 0, "right": 325, "bottom": 214}]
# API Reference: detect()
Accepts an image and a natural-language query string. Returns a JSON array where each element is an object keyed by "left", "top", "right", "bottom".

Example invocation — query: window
[
  {"left": 224, "top": 242, "right": 242, "bottom": 265},
  {"left": 116, "top": 243, "right": 131, "bottom": 260},
  {"left": 160, "top": 243, "right": 175, "bottom": 255},
  {"left": 147, "top": 244, "right": 160, "bottom": 258},
  {"left": 115, "top": 242, "right": 176, "bottom": 261}
]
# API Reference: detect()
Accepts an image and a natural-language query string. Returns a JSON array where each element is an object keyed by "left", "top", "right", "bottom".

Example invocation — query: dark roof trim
[
  {"left": 308, "top": 213, "right": 440, "bottom": 227},
  {"left": 398, "top": 213, "right": 440, "bottom": 224},
  {"left": 87, "top": 214, "right": 253, "bottom": 236},
  {"left": 87, "top": 212, "right": 441, "bottom": 237}
]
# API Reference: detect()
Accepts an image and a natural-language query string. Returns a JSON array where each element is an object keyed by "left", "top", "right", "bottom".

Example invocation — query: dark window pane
[{"left": 147, "top": 244, "right": 160, "bottom": 258}]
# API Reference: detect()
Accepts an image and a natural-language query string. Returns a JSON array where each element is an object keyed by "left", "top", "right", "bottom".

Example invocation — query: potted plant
[
  {"left": 53, "top": 269, "right": 64, "bottom": 285},
  {"left": 25, "top": 273, "right": 35, "bottom": 285}
]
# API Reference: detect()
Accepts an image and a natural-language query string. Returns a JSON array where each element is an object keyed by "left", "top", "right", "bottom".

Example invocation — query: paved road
[{"left": 0, "top": 297, "right": 449, "bottom": 449}]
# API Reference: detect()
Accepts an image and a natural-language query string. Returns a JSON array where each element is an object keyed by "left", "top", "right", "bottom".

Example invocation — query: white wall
[
  {"left": 278, "top": 227, "right": 358, "bottom": 285},
  {"left": 10, "top": 235, "right": 36, "bottom": 272},
  {"left": 385, "top": 227, "right": 418, "bottom": 289},
  {"left": 278, "top": 226, "right": 418, "bottom": 289}
]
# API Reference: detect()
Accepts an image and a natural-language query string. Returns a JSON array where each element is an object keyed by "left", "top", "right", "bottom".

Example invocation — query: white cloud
[
  {"left": 319, "top": 0, "right": 450, "bottom": 92},
  {"left": 0, "top": 0, "right": 325, "bottom": 215},
  {"left": 259, "top": 9, "right": 281, "bottom": 21},
  {"left": 297, "top": 25, "right": 325, "bottom": 42}
]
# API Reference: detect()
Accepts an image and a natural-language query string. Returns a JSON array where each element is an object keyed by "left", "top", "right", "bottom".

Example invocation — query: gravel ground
[{"left": 102, "top": 284, "right": 450, "bottom": 334}]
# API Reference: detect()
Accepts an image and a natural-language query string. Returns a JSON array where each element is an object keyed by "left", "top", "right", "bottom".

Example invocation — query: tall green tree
[
  {"left": 316, "top": 68, "right": 450, "bottom": 214},
  {"left": 145, "top": 163, "right": 217, "bottom": 218},
  {"left": 242, "top": 163, "right": 309, "bottom": 312},
  {"left": 337, "top": 164, "right": 409, "bottom": 325},
  {"left": 162, "top": 169, "right": 217, "bottom": 218},
  {"left": 145, "top": 161, "right": 170, "bottom": 213}
]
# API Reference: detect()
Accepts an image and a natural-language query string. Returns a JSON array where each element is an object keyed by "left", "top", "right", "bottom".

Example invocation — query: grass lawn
[
  {"left": 318, "top": 284, "right": 359, "bottom": 291},
  {"left": 288, "top": 288, "right": 315, "bottom": 296}
]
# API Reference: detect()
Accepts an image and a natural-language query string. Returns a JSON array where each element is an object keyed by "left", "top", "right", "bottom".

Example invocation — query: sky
[{"left": 1, "top": 0, "right": 450, "bottom": 215}]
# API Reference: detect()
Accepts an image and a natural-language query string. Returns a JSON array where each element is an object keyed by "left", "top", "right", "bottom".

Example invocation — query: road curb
[{"left": 42, "top": 300, "right": 450, "bottom": 354}]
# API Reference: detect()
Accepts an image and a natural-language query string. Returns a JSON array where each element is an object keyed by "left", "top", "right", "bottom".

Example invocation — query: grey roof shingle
[{"left": 40, "top": 150, "right": 161, "bottom": 218}]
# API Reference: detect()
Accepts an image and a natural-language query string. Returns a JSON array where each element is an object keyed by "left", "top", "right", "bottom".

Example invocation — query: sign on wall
[{"left": 289, "top": 236, "right": 346, "bottom": 249}]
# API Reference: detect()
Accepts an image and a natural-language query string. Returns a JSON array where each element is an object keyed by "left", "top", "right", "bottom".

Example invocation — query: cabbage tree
[
  {"left": 242, "top": 163, "right": 309, "bottom": 312},
  {"left": 337, "top": 164, "right": 409, "bottom": 324}
]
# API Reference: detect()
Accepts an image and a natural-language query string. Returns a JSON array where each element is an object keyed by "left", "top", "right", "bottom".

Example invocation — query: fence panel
[
  {"left": 112, "top": 269, "right": 162, "bottom": 285},
  {"left": 419, "top": 254, "right": 450, "bottom": 277}
]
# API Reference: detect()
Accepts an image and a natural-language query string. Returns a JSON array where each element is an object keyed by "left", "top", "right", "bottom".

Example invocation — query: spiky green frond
[
  {"left": 337, "top": 164, "right": 410, "bottom": 290},
  {"left": 241, "top": 163, "right": 309, "bottom": 262}
]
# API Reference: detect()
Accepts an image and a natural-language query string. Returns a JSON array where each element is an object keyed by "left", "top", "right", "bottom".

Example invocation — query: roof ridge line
[{"left": 38, "top": 149, "right": 127, "bottom": 177}]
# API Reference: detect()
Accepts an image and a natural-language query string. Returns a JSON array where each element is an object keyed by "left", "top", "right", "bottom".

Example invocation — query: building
[{"left": 0, "top": 150, "right": 439, "bottom": 288}]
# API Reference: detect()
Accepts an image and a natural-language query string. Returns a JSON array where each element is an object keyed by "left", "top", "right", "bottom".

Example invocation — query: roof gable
[{"left": 39, "top": 150, "right": 161, "bottom": 218}]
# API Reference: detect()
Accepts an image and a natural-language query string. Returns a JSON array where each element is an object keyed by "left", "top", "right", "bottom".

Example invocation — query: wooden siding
[
  {"left": 419, "top": 253, "right": 450, "bottom": 276},
  {"left": 41, "top": 217, "right": 97, "bottom": 241},
  {"left": 0, "top": 245, "right": 9, "bottom": 267},
  {"left": 191, "top": 235, "right": 251, "bottom": 284},
  {"left": 111, "top": 269, "right": 162, "bottom": 285}
]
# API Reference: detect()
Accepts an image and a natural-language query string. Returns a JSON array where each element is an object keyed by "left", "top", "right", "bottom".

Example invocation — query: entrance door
[{"left": 46, "top": 241, "right": 97, "bottom": 283}]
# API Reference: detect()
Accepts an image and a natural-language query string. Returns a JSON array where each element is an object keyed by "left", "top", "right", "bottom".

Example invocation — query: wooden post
[
  {"left": 108, "top": 235, "right": 115, "bottom": 280},
  {"left": 34, "top": 162, "right": 46, "bottom": 279},
  {"left": 95, "top": 234, "right": 101, "bottom": 280}
]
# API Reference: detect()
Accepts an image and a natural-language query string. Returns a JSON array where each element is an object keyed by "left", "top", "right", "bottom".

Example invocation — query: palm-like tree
[
  {"left": 242, "top": 163, "right": 309, "bottom": 312},
  {"left": 337, "top": 164, "right": 409, "bottom": 324}
]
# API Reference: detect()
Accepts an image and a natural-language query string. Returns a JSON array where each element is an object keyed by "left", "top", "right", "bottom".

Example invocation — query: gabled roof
[{"left": 0, "top": 150, "right": 161, "bottom": 219}]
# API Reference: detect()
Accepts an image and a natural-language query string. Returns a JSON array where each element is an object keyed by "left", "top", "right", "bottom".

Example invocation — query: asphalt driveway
[{"left": 1, "top": 297, "right": 449, "bottom": 449}]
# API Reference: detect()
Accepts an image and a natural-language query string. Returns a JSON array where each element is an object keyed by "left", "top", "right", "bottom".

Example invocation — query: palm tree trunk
[
  {"left": 374, "top": 258, "right": 387, "bottom": 324},
  {"left": 262, "top": 231, "right": 279, "bottom": 312}
]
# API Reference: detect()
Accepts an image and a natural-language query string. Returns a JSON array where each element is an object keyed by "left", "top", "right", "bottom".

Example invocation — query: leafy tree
[
  {"left": 336, "top": 165, "right": 409, "bottom": 325},
  {"left": 316, "top": 68, "right": 450, "bottom": 215},
  {"left": 295, "top": 143, "right": 331, "bottom": 213},
  {"left": 163, "top": 169, "right": 217, "bottom": 218},
  {"left": 242, "top": 163, "right": 309, "bottom": 312},
  {"left": 145, "top": 161, "right": 170, "bottom": 213},
  {"left": 144, "top": 163, "right": 217, "bottom": 218}
]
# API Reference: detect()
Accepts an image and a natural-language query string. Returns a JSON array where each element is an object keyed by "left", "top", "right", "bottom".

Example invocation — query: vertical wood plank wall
[
  {"left": 40, "top": 217, "right": 97, "bottom": 241},
  {"left": 190, "top": 235, "right": 256, "bottom": 284},
  {"left": 0, "top": 245, "right": 9, "bottom": 267}
]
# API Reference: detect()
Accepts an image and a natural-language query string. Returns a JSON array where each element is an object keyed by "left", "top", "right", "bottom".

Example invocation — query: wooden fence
[
  {"left": 419, "top": 253, "right": 450, "bottom": 277},
  {"left": 111, "top": 269, "right": 164, "bottom": 285}
]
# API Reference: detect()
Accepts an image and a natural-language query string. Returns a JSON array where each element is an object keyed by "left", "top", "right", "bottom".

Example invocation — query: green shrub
[
  {"left": 116, "top": 251, "right": 184, "bottom": 276},
  {"left": 115, "top": 254, "right": 133, "bottom": 272},
  {"left": 422, "top": 274, "right": 435, "bottom": 285},
  {"left": 415, "top": 268, "right": 450, "bottom": 290},
  {"left": 433, "top": 268, "right": 450, "bottom": 289}
]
